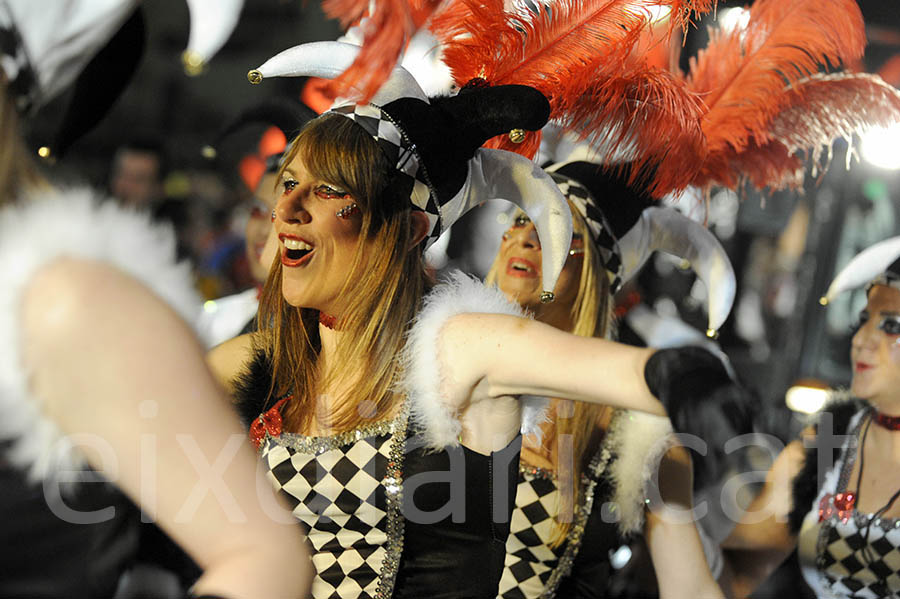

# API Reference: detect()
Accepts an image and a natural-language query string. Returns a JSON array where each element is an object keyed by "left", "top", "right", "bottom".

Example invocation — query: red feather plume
[
  {"left": 563, "top": 65, "right": 708, "bottom": 196},
  {"left": 431, "top": 0, "right": 715, "bottom": 161},
  {"left": 321, "top": 0, "right": 444, "bottom": 102},
  {"left": 687, "top": 0, "right": 866, "bottom": 158},
  {"left": 694, "top": 73, "right": 900, "bottom": 192}
]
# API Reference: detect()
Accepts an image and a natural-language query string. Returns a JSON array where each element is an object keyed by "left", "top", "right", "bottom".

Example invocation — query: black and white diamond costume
[
  {"left": 497, "top": 411, "right": 678, "bottom": 599},
  {"left": 233, "top": 38, "right": 581, "bottom": 599},
  {"left": 234, "top": 273, "right": 544, "bottom": 599},
  {"left": 792, "top": 401, "right": 900, "bottom": 598},
  {"left": 786, "top": 238, "right": 900, "bottom": 599},
  {"left": 496, "top": 157, "right": 736, "bottom": 599}
]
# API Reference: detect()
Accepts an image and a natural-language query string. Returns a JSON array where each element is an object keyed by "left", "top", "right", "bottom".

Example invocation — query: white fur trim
[
  {"left": 606, "top": 409, "right": 676, "bottom": 536},
  {"left": 401, "top": 271, "right": 547, "bottom": 450},
  {"left": 0, "top": 187, "right": 201, "bottom": 482},
  {"left": 519, "top": 394, "right": 550, "bottom": 440}
]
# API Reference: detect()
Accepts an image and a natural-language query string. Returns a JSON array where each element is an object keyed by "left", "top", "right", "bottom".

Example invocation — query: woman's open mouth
[
  {"left": 506, "top": 257, "right": 538, "bottom": 278},
  {"left": 280, "top": 235, "right": 314, "bottom": 267}
]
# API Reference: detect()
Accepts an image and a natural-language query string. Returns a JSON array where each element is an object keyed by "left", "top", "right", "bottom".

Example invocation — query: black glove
[{"left": 644, "top": 346, "right": 757, "bottom": 490}]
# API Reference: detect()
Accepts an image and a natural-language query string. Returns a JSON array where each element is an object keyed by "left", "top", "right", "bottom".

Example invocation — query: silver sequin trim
[
  {"left": 374, "top": 404, "right": 409, "bottom": 598},
  {"left": 266, "top": 414, "right": 403, "bottom": 454},
  {"left": 519, "top": 463, "right": 557, "bottom": 481},
  {"left": 540, "top": 444, "right": 613, "bottom": 598}
]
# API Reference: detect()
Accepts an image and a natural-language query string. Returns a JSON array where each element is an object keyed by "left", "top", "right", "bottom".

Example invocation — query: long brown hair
[
  {"left": 487, "top": 204, "right": 614, "bottom": 545},
  {"left": 0, "top": 77, "right": 45, "bottom": 204},
  {"left": 256, "top": 114, "right": 432, "bottom": 434}
]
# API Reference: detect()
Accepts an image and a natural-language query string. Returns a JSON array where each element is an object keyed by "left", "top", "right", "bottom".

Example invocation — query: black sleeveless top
[{"left": 236, "top": 350, "right": 521, "bottom": 599}]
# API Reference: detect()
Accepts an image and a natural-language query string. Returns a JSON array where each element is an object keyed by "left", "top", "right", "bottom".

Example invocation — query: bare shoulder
[
  {"left": 21, "top": 257, "right": 207, "bottom": 423},
  {"left": 23, "top": 257, "right": 186, "bottom": 342},
  {"left": 441, "top": 312, "right": 531, "bottom": 340},
  {"left": 206, "top": 332, "right": 257, "bottom": 393}
]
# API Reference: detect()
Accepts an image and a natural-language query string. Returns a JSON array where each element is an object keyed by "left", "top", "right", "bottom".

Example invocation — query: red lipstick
[
  {"left": 279, "top": 233, "right": 314, "bottom": 268},
  {"left": 506, "top": 257, "right": 539, "bottom": 278}
]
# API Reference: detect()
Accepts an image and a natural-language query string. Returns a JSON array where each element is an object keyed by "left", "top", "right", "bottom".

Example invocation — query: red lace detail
[
  {"left": 819, "top": 491, "right": 856, "bottom": 523},
  {"left": 250, "top": 396, "right": 290, "bottom": 449}
]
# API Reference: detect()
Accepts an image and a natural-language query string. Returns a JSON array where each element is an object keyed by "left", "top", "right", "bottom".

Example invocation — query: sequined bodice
[
  {"left": 798, "top": 410, "right": 900, "bottom": 598},
  {"left": 498, "top": 445, "right": 613, "bottom": 599},
  {"left": 260, "top": 413, "right": 407, "bottom": 599}
]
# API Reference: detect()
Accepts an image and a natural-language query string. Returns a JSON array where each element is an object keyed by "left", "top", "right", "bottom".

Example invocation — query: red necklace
[
  {"left": 874, "top": 410, "right": 900, "bottom": 431},
  {"left": 318, "top": 312, "right": 339, "bottom": 330}
]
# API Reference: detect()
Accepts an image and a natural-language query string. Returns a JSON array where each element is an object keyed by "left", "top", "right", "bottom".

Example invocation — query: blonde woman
[{"left": 488, "top": 164, "right": 740, "bottom": 598}]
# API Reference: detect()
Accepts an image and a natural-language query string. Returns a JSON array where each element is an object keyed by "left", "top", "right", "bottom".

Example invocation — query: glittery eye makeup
[{"left": 314, "top": 184, "right": 351, "bottom": 200}]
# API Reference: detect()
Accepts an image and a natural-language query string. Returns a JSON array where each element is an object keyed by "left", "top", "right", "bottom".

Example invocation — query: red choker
[
  {"left": 874, "top": 410, "right": 900, "bottom": 431},
  {"left": 318, "top": 312, "right": 339, "bottom": 330}
]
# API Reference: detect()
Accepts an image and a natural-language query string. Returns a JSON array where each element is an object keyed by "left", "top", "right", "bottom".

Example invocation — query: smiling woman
[
  {"left": 721, "top": 240, "right": 900, "bottom": 599},
  {"left": 203, "top": 40, "right": 744, "bottom": 599}
]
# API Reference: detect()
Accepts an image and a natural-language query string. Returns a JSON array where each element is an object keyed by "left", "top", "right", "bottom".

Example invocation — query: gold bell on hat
[
  {"left": 182, "top": 50, "right": 206, "bottom": 77},
  {"left": 508, "top": 128, "right": 526, "bottom": 143},
  {"left": 247, "top": 70, "right": 264, "bottom": 85}
]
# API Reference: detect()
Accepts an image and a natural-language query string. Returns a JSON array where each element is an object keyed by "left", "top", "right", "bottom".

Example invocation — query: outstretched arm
[
  {"left": 440, "top": 313, "right": 662, "bottom": 416},
  {"left": 21, "top": 258, "right": 311, "bottom": 599}
]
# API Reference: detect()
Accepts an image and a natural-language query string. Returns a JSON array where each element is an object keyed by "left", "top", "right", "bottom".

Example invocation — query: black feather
[{"left": 231, "top": 349, "right": 278, "bottom": 429}]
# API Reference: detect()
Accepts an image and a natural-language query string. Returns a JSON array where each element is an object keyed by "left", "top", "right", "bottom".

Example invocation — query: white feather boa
[
  {"left": 401, "top": 271, "right": 548, "bottom": 450},
  {"left": 606, "top": 410, "right": 677, "bottom": 536},
  {"left": 0, "top": 187, "right": 201, "bottom": 482}
]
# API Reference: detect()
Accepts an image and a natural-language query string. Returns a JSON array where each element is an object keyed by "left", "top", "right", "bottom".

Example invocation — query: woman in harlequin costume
[
  {"left": 487, "top": 157, "right": 743, "bottom": 599},
  {"left": 204, "top": 39, "right": 747, "bottom": 599},
  {"left": 425, "top": 0, "right": 900, "bottom": 591},
  {"left": 0, "top": 1, "right": 314, "bottom": 597},
  {"left": 720, "top": 238, "right": 900, "bottom": 598}
]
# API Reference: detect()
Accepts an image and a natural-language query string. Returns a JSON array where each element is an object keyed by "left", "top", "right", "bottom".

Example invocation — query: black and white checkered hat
[
  {"left": 329, "top": 103, "right": 440, "bottom": 238},
  {"left": 0, "top": 0, "right": 139, "bottom": 113},
  {"left": 548, "top": 160, "right": 736, "bottom": 333},
  {"left": 548, "top": 171, "right": 624, "bottom": 293},
  {"left": 249, "top": 40, "right": 577, "bottom": 301},
  {"left": 0, "top": 1, "right": 37, "bottom": 113}
]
